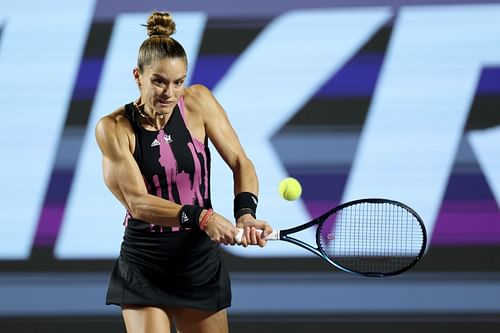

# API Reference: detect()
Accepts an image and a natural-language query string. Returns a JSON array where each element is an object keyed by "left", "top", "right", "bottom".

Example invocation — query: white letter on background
[
  {"left": 0, "top": 0, "right": 95, "bottom": 259},
  {"left": 343, "top": 5, "right": 500, "bottom": 238},
  {"left": 213, "top": 8, "right": 392, "bottom": 257},
  {"left": 468, "top": 127, "right": 500, "bottom": 208}
]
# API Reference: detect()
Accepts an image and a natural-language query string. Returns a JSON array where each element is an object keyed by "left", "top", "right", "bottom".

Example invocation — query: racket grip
[{"left": 235, "top": 228, "right": 279, "bottom": 244}]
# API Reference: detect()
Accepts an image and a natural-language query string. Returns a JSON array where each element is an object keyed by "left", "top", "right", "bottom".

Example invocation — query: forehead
[{"left": 143, "top": 57, "right": 187, "bottom": 78}]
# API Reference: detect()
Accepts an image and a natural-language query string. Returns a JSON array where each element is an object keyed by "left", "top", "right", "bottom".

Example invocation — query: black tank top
[{"left": 123, "top": 97, "right": 212, "bottom": 232}]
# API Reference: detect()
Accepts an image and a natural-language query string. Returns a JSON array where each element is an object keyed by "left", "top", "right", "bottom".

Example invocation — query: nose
[{"left": 164, "top": 83, "right": 174, "bottom": 97}]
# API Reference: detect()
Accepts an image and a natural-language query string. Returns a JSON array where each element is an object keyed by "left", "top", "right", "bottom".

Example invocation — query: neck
[{"left": 133, "top": 101, "right": 166, "bottom": 130}]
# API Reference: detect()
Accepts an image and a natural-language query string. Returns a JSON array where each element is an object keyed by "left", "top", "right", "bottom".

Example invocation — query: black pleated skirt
[{"left": 106, "top": 219, "right": 231, "bottom": 312}]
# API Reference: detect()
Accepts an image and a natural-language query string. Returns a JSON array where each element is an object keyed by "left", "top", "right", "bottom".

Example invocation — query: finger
[
  {"left": 227, "top": 232, "right": 236, "bottom": 246},
  {"left": 228, "top": 230, "right": 235, "bottom": 245},
  {"left": 241, "top": 231, "right": 248, "bottom": 247},
  {"left": 254, "top": 221, "right": 273, "bottom": 238},
  {"left": 250, "top": 227, "right": 258, "bottom": 245},
  {"left": 257, "top": 237, "right": 267, "bottom": 248},
  {"left": 263, "top": 225, "right": 273, "bottom": 238},
  {"left": 244, "top": 226, "right": 251, "bottom": 243}
]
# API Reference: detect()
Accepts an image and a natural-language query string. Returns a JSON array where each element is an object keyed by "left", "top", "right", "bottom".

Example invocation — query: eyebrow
[{"left": 152, "top": 73, "right": 187, "bottom": 82}]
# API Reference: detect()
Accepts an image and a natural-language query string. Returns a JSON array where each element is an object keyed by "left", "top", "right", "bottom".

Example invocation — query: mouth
[{"left": 157, "top": 98, "right": 174, "bottom": 107}]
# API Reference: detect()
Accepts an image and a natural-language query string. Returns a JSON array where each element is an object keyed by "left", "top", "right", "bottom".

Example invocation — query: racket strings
[{"left": 318, "top": 202, "right": 425, "bottom": 275}]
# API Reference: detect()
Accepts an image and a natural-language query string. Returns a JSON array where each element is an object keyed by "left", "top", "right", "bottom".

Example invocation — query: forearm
[
  {"left": 232, "top": 157, "right": 259, "bottom": 196},
  {"left": 128, "top": 193, "right": 183, "bottom": 227},
  {"left": 231, "top": 157, "right": 260, "bottom": 222}
]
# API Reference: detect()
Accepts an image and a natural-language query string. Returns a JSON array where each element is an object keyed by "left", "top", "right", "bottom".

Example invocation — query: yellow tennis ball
[{"left": 278, "top": 177, "right": 302, "bottom": 201}]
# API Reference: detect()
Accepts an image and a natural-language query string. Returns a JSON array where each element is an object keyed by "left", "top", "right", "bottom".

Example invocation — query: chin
[{"left": 156, "top": 104, "right": 174, "bottom": 113}]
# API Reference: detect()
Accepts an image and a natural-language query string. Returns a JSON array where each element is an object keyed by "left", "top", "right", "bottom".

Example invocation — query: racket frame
[{"left": 277, "top": 198, "right": 427, "bottom": 277}]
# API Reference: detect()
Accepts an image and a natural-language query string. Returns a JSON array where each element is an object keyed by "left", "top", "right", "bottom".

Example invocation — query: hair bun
[{"left": 146, "top": 12, "right": 176, "bottom": 38}]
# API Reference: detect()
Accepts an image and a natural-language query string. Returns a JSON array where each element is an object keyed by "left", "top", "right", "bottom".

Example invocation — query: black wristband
[
  {"left": 178, "top": 205, "right": 204, "bottom": 229},
  {"left": 233, "top": 192, "right": 258, "bottom": 219}
]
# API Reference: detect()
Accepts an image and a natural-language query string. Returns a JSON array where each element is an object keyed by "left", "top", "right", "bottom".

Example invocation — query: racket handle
[{"left": 235, "top": 228, "right": 279, "bottom": 244}]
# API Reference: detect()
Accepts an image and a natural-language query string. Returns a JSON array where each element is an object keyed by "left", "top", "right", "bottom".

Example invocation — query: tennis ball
[{"left": 278, "top": 177, "right": 302, "bottom": 201}]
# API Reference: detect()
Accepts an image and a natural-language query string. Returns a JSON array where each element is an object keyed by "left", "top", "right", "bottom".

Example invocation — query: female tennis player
[{"left": 95, "top": 11, "right": 273, "bottom": 333}]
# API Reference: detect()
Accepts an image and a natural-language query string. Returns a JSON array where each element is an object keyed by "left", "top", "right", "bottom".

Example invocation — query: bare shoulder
[
  {"left": 96, "top": 106, "right": 126, "bottom": 135},
  {"left": 95, "top": 106, "right": 133, "bottom": 152},
  {"left": 184, "top": 84, "right": 212, "bottom": 100},
  {"left": 183, "top": 84, "right": 219, "bottom": 112}
]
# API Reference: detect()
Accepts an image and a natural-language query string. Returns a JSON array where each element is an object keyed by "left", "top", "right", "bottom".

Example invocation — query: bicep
[
  {"left": 101, "top": 153, "right": 148, "bottom": 209},
  {"left": 95, "top": 117, "right": 148, "bottom": 210}
]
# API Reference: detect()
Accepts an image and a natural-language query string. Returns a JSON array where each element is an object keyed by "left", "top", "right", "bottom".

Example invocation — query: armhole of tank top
[
  {"left": 124, "top": 103, "right": 136, "bottom": 126},
  {"left": 178, "top": 95, "right": 208, "bottom": 148},
  {"left": 124, "top": 103, "right": 140, "bottom": 159},
  {"left": 178, "top": 95, "right": 187, "bottom": 123}
]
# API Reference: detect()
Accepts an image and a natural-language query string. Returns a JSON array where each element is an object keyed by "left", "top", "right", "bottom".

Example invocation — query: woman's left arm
[{"left": 185, "top": 85, "right": 273, "bottom": 246}]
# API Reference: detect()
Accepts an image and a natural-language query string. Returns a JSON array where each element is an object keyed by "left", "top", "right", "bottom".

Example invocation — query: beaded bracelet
[{"left": 199, "top": 209, "right": 214, "bottom": 231}]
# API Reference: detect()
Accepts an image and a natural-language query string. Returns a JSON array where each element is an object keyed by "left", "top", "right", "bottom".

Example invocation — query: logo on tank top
[
  {"left": 164, "top": 134, "right": 173, "bottom": 144},
  {"left": 150, "top": 134, "right": 173, "bottom": 147}
]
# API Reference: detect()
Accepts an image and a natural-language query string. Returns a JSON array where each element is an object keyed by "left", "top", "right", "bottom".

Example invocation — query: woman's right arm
[{"left": 95, "top": 113, "right": 181, "bottom": 227}]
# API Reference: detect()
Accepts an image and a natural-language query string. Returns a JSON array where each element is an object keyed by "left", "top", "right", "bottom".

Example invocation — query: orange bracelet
[{"left": 199, "top": 209, "right": 214, "bottom": 230}]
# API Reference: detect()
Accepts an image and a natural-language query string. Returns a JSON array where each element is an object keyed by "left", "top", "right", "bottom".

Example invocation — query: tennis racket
[{"left": 235, "top": 198, "right": 427, "bottom": 277}]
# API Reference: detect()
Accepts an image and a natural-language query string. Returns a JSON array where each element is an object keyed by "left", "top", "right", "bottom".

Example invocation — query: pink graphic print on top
[
  {"left": 156, "top": 129, "right": 206, "bottom": 206},
  {"left": 186, "top": 142, "right": 204, "bottom": 205},
  {"left": 191, "top": 140, "right": 209, "bottom": 200},
  {"left": 157, "top": 129, "right": 177, "bottom": 201}
]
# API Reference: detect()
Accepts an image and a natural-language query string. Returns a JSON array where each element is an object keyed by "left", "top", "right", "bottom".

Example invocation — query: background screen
[{"left": 1, "top": 1, "right": 499, "bottom": 332}]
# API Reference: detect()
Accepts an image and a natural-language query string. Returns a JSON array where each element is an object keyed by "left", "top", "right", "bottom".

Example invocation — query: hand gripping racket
[{"left": 235, "top": 198, "right": 427, "bottom": 277}]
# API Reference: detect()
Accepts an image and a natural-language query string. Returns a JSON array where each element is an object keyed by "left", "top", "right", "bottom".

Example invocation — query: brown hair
[{"left": 137, "top": 12, "right": 187, "bottom": 72}]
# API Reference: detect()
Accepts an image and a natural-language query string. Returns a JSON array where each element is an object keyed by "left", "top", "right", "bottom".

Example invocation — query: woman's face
[{"left": 136, "top": 57, "right": 187, "bottom": 116}]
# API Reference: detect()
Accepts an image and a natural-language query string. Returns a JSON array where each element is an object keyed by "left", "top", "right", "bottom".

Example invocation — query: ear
[{"left": 133, "top": 67, "right": 141, "bottom": 87}]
